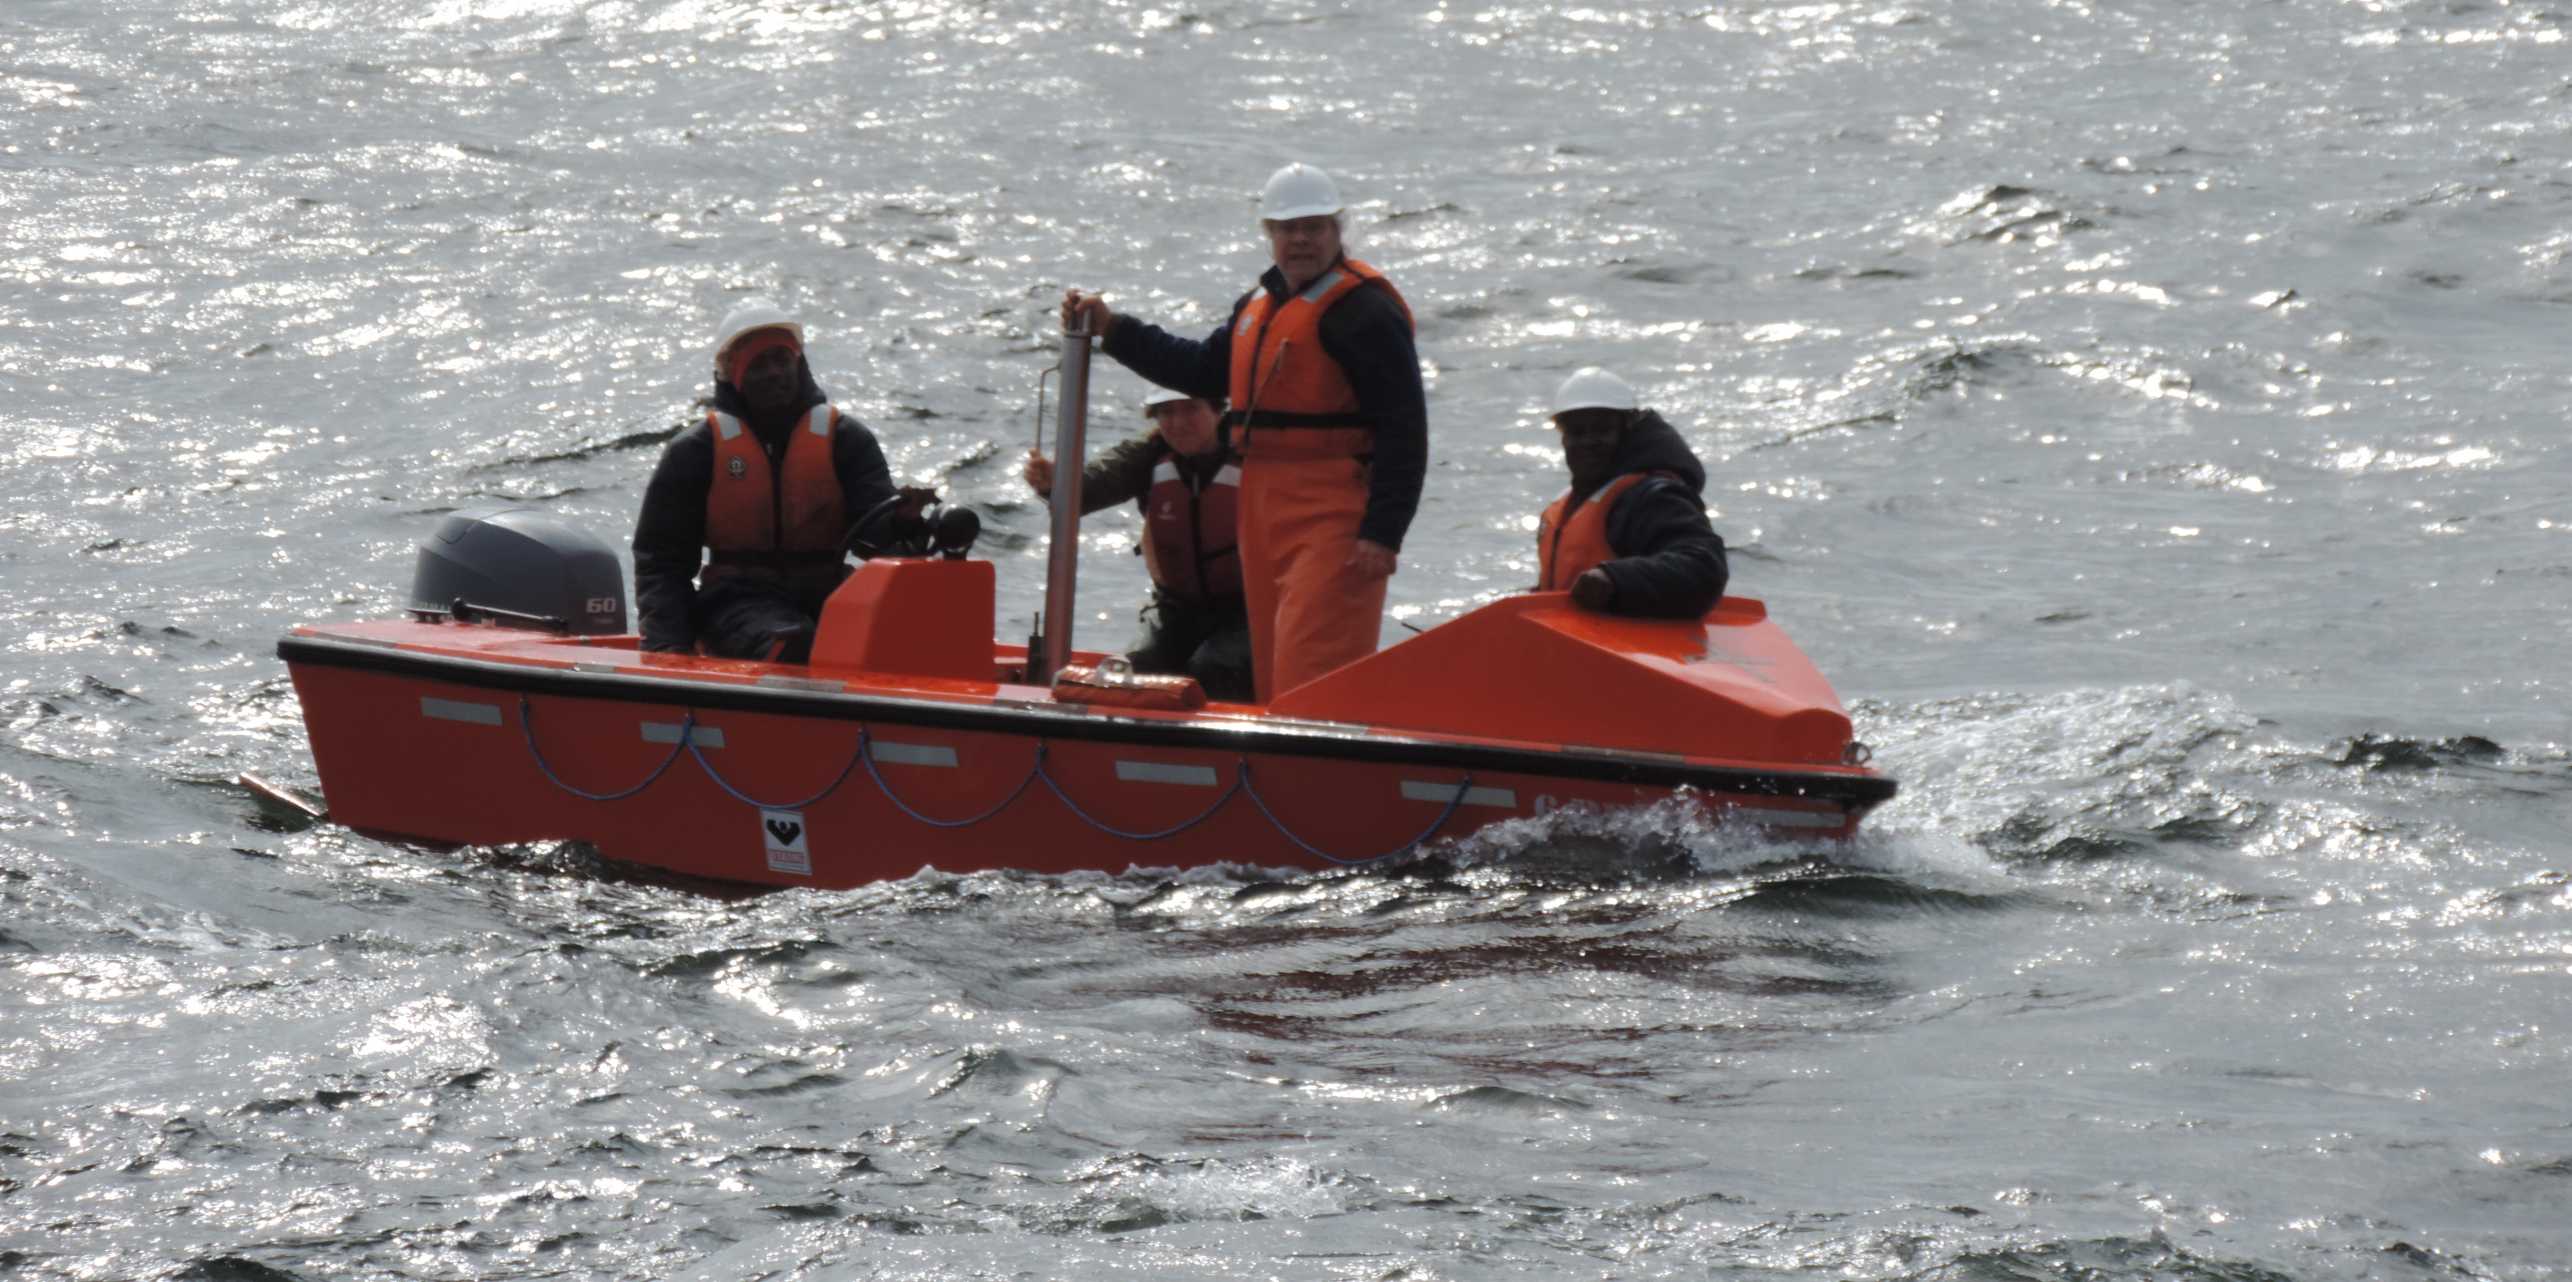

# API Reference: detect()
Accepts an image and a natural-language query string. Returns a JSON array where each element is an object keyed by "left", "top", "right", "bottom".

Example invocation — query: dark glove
[
  {"left": 890, "top": 485, "right": 938, "bottom": 535},
  {"left": 1570, "top": 567, "right": 1617, "bottom": 612}
]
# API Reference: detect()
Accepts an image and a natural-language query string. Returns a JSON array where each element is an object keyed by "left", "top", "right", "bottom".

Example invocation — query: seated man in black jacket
[
  {"left": 632, "top": 299, "right": 914, "bottom": 662},
  {"left": 1022, "top": 389, "right": 1253, "bottom": 700},
  {"left": 1532, "top": 366, "right": 1730, "bottom": 618}
]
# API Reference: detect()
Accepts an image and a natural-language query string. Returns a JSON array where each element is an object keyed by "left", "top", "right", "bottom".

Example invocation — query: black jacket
[
  {"left": 1572, "top": 410, "right": 1730, "bottom": 619},
  {"left": 631, "top": 362, "right": 897, "bottom": 652},
  {"left": 1099, "top": 257, "right": 1426, "bottom": 552}
]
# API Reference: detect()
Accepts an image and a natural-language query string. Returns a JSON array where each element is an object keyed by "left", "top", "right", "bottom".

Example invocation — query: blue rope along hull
[
  {"left": 688, "top": 730, "right": 869, "bottom": 811},
  {"left": 1240, "top": 761, "right": 1473, "bottom": 865},
  {"left": 518, "top": 697, "right": 691, "bottom": 802},
  {"left": 1035, "top": 760, "right": 1244, "bottom": 842},
  {"left": 515, "top": 698, "right": 1474, "bottom": 864},
  {"left": 859, "top": 729, "right": 1044, "bottom": 829}
]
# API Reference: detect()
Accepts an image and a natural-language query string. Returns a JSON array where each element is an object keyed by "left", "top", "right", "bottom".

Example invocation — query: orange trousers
[{"left": 1237, "top": 455, "right": 1388, "bottom": 702}]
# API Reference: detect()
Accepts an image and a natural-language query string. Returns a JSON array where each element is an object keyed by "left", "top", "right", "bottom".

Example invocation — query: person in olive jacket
[{"left": 1023, "top": 390, "right": 1252, "bottom": 701}]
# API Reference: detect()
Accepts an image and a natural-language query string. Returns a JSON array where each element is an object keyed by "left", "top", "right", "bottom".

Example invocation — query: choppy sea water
[{"left": 5, "top": 1, "right": 2570, "bottom": 1278}]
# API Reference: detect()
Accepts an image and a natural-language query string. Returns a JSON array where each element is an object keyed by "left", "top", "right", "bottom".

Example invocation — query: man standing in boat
[
  {"left": 1059, "top": 161, "right": 1427, "bottom": 702},
  {"left": 1022, "top": 389, "right": 1253, "bottom": 701},
  {"left": 631, "top": 299, "right": 917, "bottom": 662},
  {"left": 1535, "top": 366, "right": 1730, "bottom": 617}
]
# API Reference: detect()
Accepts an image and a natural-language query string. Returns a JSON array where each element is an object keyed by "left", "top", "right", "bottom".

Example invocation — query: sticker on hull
[{"left": 762, "top": 808, "right": 812, "bottom": 876}]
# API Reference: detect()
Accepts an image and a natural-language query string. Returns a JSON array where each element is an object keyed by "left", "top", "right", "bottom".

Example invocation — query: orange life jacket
[
  {"left": 1224, "top": 258, "right": 1412, "bottom": 460},
  {"left": 1141, "top": 453, "right": 1243, "bottom": 605},
  {"left": 701, "top": 403, "right": 846, "bottom": 588},
  {"left": 1536, "top": 472, "right": 1658, "bottom": 591}
]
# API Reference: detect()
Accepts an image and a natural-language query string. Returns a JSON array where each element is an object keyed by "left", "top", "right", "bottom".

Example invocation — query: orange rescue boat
[
  {"left": 280, "top": 543, "right": 1892, "bottom": 888},
  {"left": 277, "top": 333, "right": 1894, "bottom": 888}
]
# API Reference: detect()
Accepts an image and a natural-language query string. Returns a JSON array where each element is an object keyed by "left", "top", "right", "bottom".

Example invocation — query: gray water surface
[{"left": 3, "top": 1, "right": 2569, "bottom": 1278}]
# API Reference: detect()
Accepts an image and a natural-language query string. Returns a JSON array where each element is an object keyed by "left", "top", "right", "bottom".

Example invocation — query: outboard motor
[{"left": 410, "top": 506, "right": 629, "bottom": 635}]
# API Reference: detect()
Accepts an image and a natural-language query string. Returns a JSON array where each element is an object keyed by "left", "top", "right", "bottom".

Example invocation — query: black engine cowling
[{"left": 410, "top": 506, "right": 629, "bottom": 635}]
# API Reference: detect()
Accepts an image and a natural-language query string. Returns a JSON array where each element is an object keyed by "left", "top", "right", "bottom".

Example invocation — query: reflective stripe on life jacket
[
  {"left": 702, "top": 403, "right": 846, "bottom": 584},
  {"left": 1536, "top": 472, "right": 1658, "bottom": 591},
  {"left": 1224, "top": 258, "right": 1412, "bottom": 460},
  {"left": 1141, "top": 455, "right": 1243, "bottom": 604}
]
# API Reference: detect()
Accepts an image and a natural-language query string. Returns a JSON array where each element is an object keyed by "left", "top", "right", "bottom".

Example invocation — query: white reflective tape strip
[
  {"left": 1734, "top": 806, "right": 1843, "bottom": 829},
  {"left": 757, "top": 675, "right": 842, "bottom": 692},
  {"left": 1213, "top": 463, "right": 1243, "bottom": 486},
  {"left": 1116, "top": 761, "right": 1219, "bottom": 787},
  {"left": 1151, "top": 459, "right": 1180, "bottom": 483},
  {"left": 1299, "top": 269, "right": 1345, "bottom": 301},
  {"left": 870, "top": 741, "right": 957, "bottom": 768},
  {"left": 420, "top": 697, "right": 502, "bottom": 726},
  {"left": 642, "top": 722, "right": 722, "bottom": 749},
  {"left": 711, "top": 411, "right": 744, "bottom": 441},
  {"left": 1401, "top": 781, "right": 1516, "bottom": 809},
  {"left": 807, "top": 403, "right": 834, "bottom": 436}
]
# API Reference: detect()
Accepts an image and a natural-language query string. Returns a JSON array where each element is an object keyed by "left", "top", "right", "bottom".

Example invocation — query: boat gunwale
[{"left": 278, "top": 630, "right": 1900, "bottom": 807}]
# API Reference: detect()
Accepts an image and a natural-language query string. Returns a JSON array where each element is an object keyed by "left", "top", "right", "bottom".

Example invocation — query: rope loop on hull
[
  {"left": 1035, "top": 760, "right": 1244, "bottom": 842},
  {"left": 859, "top": 729, "right": 1044, "bottom": 829},
  {"left": 1240, "top": 762, "right": 1471, "bottom": 865},
  {"left": 689, "top": 730, "right": 869, "bottom": 811},
  {"left": 518, "top": 697, "right": 691, "bottom": 802}
]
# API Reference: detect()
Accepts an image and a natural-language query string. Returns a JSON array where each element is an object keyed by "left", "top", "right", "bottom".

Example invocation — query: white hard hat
[
  {"left": 1551, "top": 366, "right": 1639, "bottom": 416},
  {"left": 711, "top": 298, "right": 803, "bottom": 376},
  {"left": 1143, "top": 387, "right": 1198, "bottom": 413},
  {"left": 1258, "top": 162, "right": 1344, "bottom": 221}
]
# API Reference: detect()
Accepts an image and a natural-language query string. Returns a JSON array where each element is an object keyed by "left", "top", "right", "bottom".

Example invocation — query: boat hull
[{"left": 281, "top": 608, "right": 1894, "bottom": 889}]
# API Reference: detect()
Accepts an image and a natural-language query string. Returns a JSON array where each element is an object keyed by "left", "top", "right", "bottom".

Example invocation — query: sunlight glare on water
[{"left": 1, "top": 0, "right": 2569, "bottom": 1278}]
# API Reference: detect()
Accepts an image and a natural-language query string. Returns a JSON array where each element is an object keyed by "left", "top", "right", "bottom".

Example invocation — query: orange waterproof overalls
[{"left": 1224, "top": 259, "right": 1413, "bottom": 701}]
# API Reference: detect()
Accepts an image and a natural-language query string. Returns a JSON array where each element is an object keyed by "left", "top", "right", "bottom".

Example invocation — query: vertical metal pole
[{"left": 1034, "top": 323, "right": 1091, "bottom": 684}]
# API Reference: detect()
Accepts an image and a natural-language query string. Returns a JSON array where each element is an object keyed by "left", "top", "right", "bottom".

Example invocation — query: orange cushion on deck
[{"left": 1052, "top": 664, "right": 1206, "bottom": 711}]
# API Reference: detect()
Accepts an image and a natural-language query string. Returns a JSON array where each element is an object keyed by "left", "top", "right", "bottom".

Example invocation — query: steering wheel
[{"left": 844, "top": 491, "right": 941, "bottom": 560}]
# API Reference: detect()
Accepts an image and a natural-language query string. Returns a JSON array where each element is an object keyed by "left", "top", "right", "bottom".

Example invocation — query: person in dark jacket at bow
[
  {"left": 1058, "top": 161, "right": 1427, "bottom": 702},
  {"left": 1022, "top": 389, "right": 1252, "bottom": 701},
  {"left": 632, "top": 299, "right": 916, "bottom": 662},
  {"left": 1534, "top": 366, "right": 1730, "bottom": 618}
]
